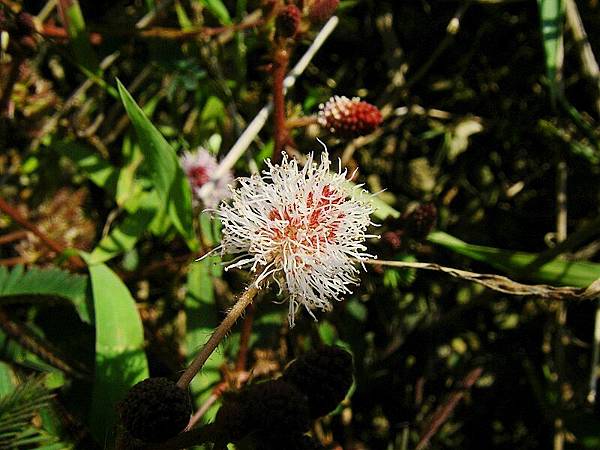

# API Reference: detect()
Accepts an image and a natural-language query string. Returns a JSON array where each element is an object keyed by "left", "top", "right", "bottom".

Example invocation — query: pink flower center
[
  {"left": 268, "top": 185, "right": 345, "bottom": 251},
  {"left": 188, "top": 166, "right": 210, "bottom": 187}
]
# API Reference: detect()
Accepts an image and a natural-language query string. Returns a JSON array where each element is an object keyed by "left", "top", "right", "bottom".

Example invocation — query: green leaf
[
  {"left": 115, "top": 134, "right": 145, "bottom": 207},
  {"left": 116, "top": 79, "right": 198, "bottom": 250},
  {"left": 89, "top": 192, "right": 159, "bottom": 264},
  {"left": 537, "top": 0, "right": 565, "bottom": 102},
  {"left": 199, "top": 0, "right": 232, "bottom": 25},
  {"left": 428, "top": 231, "right": 600, "bottom": 287},
  {"left": 62, "top": 1, "right": 99, "bottom": 75},
  {"left": 81, "top": 254, "right": 148, "bottom": 440},
  {"left": 0, "top": 265, "right": 91, "bottom": 324}
]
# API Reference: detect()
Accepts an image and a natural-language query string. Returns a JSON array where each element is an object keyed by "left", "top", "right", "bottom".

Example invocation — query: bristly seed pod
[
  {"left": 318, "top": 95, "right": 383, "bottom": 137},
  {"left": 283, "top": 345, "right": 354, "bottom": 418},
  {"left": 118, "top": 377, "right": 191, "bottom": 443},
  {"left": 215, "top": 379, "right": 311, "bottom": 443},
  {"left": 276, "top": 4, "right": 302, "bottom": 39},
  {"left": 308, "top": 0, "right": 340, "bottom": 23}
]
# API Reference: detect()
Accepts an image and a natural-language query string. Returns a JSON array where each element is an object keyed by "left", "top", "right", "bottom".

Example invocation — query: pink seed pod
[{"left": 318, "top": 95, "right": 383, "bottom": 137}]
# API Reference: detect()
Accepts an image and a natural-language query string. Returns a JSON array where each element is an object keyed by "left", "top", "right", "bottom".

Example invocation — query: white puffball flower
[
  {"left": 216, "top": 149, "right": 377, "bottom": 326},
  {"left": 180, "top": 148, "right": 233, "bottom": 208}
]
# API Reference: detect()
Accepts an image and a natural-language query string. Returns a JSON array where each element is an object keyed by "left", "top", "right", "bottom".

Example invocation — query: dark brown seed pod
[
  {"left": 276, "top": 5, "right": 301, "bottom": 39},
  {"left": 215, "top": 378, "right": 311, "bottom": 444},
  {"left": 118, "top": 377, "right": 191, "bottom": 443},
  {"left": 283, "top": 345, "right": 354, "bottom": 418}
]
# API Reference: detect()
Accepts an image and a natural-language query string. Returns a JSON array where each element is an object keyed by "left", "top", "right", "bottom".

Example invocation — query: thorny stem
[
  {"left": 272, "top": 47, "right": 290, "bottom": 164},
  {"left": 176, "top": 272, "right": 262, "bottom": 390},
  {"left": 0, "top": 197, "right": 86, "bottom": 269}
]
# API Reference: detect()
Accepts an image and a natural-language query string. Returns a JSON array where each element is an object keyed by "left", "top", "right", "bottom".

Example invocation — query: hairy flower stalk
[{"left": 217, "top": 149, "right": 376, "bottom": 326}]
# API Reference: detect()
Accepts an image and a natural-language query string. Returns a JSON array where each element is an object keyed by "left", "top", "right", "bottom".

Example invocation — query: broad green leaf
[
  {"left": 81, "top": 254, "right": 148, "bottom": 440},
  {"left": 115, "top": 134, "right": 144, "bottom": 207},
  {"left": 428, "top": 231, "right": 600, "bottom": 287},
  {"left": 116, "top": 79, "right": 198, "bottom": 250},
  {"left": 186, "top": 257, "right": 223, "bottom": 422},
  {"left": 537, "top": 0, "right": 565, "bottom": 102},
  {"left": 89, "top": 192, "right": 159, "bottom": 264},
  {"left": 0, "top": 265, "right": 91, "bottom": 324},
  {"left": 117, "top": 79, "right": 174, "bottom": 201},
  {"left": 199, "top": 0, "right": 232, "bottom": 25}
]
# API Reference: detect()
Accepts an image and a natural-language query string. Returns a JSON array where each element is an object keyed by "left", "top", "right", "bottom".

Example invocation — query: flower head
[
  {"left": 180, "top": 148, "right": 233, "bottom": 208},
  {"left": 318, "top": 95, "right": 383, "bottom": 137},
  {"left": 217, "top": 149, "right": 376, "bottom": 326}
]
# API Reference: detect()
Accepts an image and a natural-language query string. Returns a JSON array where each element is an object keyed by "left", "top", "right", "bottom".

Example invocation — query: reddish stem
[
  {"left": 272, "top": 47, "right": 290, "bottom": 164},
  {"left": 0, "top": 197, "right": 85, "bottom": 269},
  {"left": 235, "top": 303, "right": 256, "bottom": 371},
  {"left": 37, "top": 18, "right": 265, "bottom": 45},
  {"left": 0, "top": 230, "right": 28, "bottom": 245},
  {"left": 415, "top": 367, "right": 483, "bottom": 450}
]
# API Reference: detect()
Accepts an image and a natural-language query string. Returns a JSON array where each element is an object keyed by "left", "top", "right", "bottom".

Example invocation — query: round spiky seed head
[
  {"left": 308, "top": 0, "right": 339, "bottom": 23},
  {"left": 404, "top": 203, "right": 437, "bottom": 240},
  {"left": 118, "top": 377, "right": 191, "bottom": 443},
  {"left": 318, "top": 96, "right": 383, "bottom": 137},
  {"left": 283, "top": 345, "right": 354, "bottom": 418},
  {"left": 214, "top": 391, "right": 251, "bottom": 442},
  {"left": 276, "top": 5, "right": 301, "bottom": 38},
  {"left": 215, "top": 379, "right": 311, "bottom": 443}
]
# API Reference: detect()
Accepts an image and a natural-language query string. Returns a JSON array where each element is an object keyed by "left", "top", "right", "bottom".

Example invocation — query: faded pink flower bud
[
  {"left": 318, "top": 95, "right": 383, "bottom": 137},
  {"left": 180, "top": 148, "right": 233, "bottom": 208}
]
